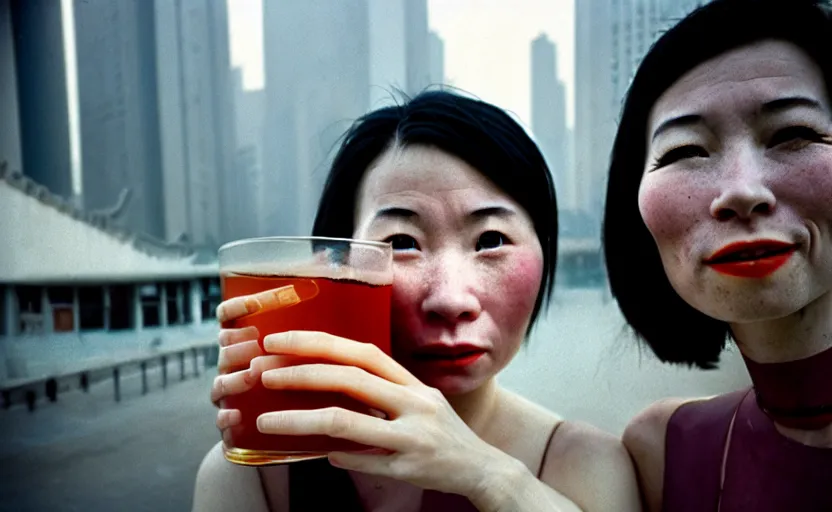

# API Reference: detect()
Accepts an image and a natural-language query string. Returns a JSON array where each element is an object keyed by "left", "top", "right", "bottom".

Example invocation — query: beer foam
[{"left": 224, "top": 261, "right": 393, "bottom": 286}]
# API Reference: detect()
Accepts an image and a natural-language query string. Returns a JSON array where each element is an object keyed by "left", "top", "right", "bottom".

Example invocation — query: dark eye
[
  {"left": 769, "top": 126, "right": 823, "bottom": 149},
  {"left": 654, "top": 145, "right": 709, "bottom": 169},
  {"left": 476, "top": 231, "right": 508, "bottom": 251},
  {"left": 385, "top": 234, "right": 419, "bottom": 251}
]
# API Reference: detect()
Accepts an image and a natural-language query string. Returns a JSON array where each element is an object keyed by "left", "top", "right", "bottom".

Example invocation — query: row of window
[{"left": 1, "top": 278, "right": 222, "bottom": 335}]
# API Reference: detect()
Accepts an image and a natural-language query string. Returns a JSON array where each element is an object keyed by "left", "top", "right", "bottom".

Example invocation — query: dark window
[
  {"left": 140, "top": 283, "right": 160, "bottom": 328},
  {"left": 165, "top": 282, "right": 181, "bottom": 325},
  {"left": 78, "top": 287, "right": 105, "bottom": 330},
  {"left": 17, "top": 286, "right": 44, "bottom": 334},
  {"left": 200, "top": 278, "right": 221, "bottom": 322},
  {"left": 182, "top": 281, "right": 193, "bottom": 323},
  {"left": 109, "top": 285, "right": 133, "bottom": 330}
]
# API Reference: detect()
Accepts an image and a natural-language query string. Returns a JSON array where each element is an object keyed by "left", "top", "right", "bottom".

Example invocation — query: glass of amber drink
[{"left": 218, "top": 237, "right": 393, "bottom": 466}]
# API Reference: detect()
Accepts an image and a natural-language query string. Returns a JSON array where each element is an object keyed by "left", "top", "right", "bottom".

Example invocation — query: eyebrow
[
  {"left": 372, "top": 205, "right": 516, "bottom": 222},
  {"left": 760, "top": 96, "right": 824, "bottom": 114},
  {"left": 651, "top": 114, "right": 703, "bottom": 142},
  {"left": 651, "top": 96, "right": 825, "bottom": 142}
]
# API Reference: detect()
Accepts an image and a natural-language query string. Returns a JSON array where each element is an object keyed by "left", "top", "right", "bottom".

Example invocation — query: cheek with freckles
[
  {"left": 638, "top": 173, "right": 720, "bottom": 275},
  {"left": 776, "top": 151, "right": 832, "bottom": 226},
  {"left": 483, "top": 249, "right": 543, "bottom": 344}
]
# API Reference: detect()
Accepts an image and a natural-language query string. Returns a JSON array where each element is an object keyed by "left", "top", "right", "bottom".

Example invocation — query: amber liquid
[{"left": 220, "top": 272, "right": 391, "bottom": 465}]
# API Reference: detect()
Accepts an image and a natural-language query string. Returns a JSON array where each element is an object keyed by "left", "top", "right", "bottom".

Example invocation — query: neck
[
  {"left": 730, "top": 291, "right": 832, "bottom": 445},
  {"left": 731, "top": 290, "right": 832, "bottom": 363},
  {"left": 446, "top": 377, "right": 501, "bottom": 438}
]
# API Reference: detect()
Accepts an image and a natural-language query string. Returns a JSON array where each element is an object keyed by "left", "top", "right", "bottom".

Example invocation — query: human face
[
  {"left": 639, "top": 40, "right": 832, "bottom": 323},
  {"left": 353, "top": 144, "right": 544, "bottom": 395}
]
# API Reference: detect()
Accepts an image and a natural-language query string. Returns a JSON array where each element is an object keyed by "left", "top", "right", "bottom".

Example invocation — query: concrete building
[
  {"left": 531, "top": 34, "right": 570, "bottom": 210},
  {"left": 0, "top": 165, "right": 218, "bottom": 384},
  {"left": 428, "top": 30, "right": 445, "bottom": 87},
  {"left": 261, "top": 1, "right": 371, "bottom": 236},
  {"left": 573, "top": 0, "right": 707, "bottom": 223},
  {"left": 73, "top": 0, "right": 166, "bottom": 240},
  {"left": 367, "top": 0, "right": 432, "bottom": 108},
  {"left": 3, "top": 0, "right": 74, "bottom": 200},
  {"left": 229, "top": 68, "right": 264, "bottom": 239}
]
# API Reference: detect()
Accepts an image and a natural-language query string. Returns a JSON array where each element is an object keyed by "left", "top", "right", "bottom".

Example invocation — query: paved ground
[
  {"left": 0, "top": 290, "right": 751, "bottom": 511},
  {"left": 0, "top": 362, "right": 219, "bottom": 512}
]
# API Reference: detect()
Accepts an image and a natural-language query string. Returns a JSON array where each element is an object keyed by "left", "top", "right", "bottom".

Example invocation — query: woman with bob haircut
[
  {"left": 194, "top": 90, "right": 641, "bottom": 511},
  {"left": 603, "top": 0, "right": 832, "bottom": 510}
]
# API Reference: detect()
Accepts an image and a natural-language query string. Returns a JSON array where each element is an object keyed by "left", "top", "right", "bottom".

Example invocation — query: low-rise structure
[{"left": 0, "top": 164, "right": 220, "bottom": 384}]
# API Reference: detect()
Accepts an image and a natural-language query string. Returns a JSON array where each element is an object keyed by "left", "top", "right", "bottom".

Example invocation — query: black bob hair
[
  {"left": 603, "top": 0, "right": 832, "bottom": 369},
  {"left": 312, "top": 90, "right": 559, "bottom": 333}
]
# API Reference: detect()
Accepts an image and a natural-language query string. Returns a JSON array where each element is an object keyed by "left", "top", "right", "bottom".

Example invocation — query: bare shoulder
[
  {"left": 498, "top": 387, "right": 563, "bottom": 424},
  {"left": 622, "top": 398, "right": 700, "bottom": 512},
  {"left": 540, "top": 420, "right": 641, "bottom": 512},
  {"left": 192, "top": 442, "right": 277, "bottom": 512}
]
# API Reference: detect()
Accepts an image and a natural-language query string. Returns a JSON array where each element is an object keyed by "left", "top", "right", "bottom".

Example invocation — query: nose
[
  {"left": 709, "top": 152, "right": 776, "bottom": 221},
  {"left": 421, "top": 251, "right": 482, "bottom": 324}
]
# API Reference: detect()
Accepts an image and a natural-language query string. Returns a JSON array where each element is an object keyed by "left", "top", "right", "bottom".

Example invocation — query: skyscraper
[
  {"left": 7, "top": 0, "right": 74, "bottom": 199},
  {"left": 262, "top": 1, "right": 371, "bottom": 236},
  {"left": 428, "top": 30, "right": 445, "bottom": 86},
  {"left": 73, "top": 0, "right": 166, "bottom": 239},
  {"left": 531, "top": 34, "right": 570, "bottom": 210},
  {"left": 0, "top": 0, "right": 22, "bottom": 176},
  {"left": 574, "top": 0, "right": 706, "bottom": 220},
  {"left": 367, "top": 0, "right": 433, "bottom": 108},
  {"left": 72, "top": 0, "right": 234, "bottom": 247}
]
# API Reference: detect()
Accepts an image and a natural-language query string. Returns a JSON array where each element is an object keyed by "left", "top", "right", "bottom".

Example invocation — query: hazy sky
[{"left": 226, "top": 0, "right": 575, "bottom": 129}]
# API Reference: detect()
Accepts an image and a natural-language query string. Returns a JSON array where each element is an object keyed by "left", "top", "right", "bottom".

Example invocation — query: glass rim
[{"left": 218, "top": 236, "right": 391, "bottom": 253}]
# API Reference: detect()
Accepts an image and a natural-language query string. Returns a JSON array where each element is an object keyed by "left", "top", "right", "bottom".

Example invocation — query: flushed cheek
[
  {"left": 638, "top": 175, "right": 710, "bottom": 261},
  {"left": 485, "top": 250, "right": 543, "bottom": 336}
]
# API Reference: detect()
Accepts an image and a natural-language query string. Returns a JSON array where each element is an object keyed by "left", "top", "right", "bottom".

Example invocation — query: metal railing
[{"left": 1, "top": 343, "right": 220, "bottom": 411}]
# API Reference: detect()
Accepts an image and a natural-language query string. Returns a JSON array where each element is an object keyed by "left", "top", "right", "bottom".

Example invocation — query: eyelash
[
  {"left": 382, "top": 231, "right": 511, "bottom": 252},
  {"left": 649, "top": 125, "right": 828, "bottom": 171}
]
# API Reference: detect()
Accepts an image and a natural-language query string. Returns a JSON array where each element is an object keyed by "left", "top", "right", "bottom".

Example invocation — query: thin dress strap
[
  {"left": 536, "top": 420, "right": 563, "bottom": 479},
  {"left": 716, "top": 389, "right": 752, "bottom": 512}
]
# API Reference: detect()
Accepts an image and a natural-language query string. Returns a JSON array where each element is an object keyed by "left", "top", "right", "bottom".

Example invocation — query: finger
[
  {"left": 327, "top": 451, "right": 394, "bottom": 473},
  {"left": 216, "top": 409, "right": 242, "bottom": 430},
  {"left": 248, "top": 355, "right": 295, "bottom": 377},
  {"left": 263, "top": 331, "right": 420, "bottom": 387},
  {"left": 256, "top": 407, "right": 405, "bottom": 451},
  {"left": 218, "top": 326, "right": 259, "bottom": 347},
  {"left": 218, "top": 340, "right": 264, "bottom": 374},
  {"left": 211, "top": 371, "right": 256, "bottom": 405},
  {"left": 216, "top": 282, "right": 317, "bottom": 324},
  {"left": 260, "top": 364, "right": 415, "bottom": 417}
]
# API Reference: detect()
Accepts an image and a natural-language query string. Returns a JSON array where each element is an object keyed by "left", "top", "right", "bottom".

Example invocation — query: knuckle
[{"left": 326, "top": 408, "right": 352, "bottom": 436}]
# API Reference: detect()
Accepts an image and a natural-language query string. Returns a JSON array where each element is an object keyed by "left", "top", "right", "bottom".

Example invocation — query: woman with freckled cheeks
[
  {"left": 603, "top": 0, "right": 832, "bottom": 511},
  {"left": 192, "top": 91, "right": 641, "bottom": 512}
]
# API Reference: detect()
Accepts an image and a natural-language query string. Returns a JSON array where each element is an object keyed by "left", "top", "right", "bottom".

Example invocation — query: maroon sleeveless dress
[
  {"left": 260, "top": 422, "right": 560, "bottom": 511},
  {"left": 663, "top": 388, "right": 832, "bottom": 511}
]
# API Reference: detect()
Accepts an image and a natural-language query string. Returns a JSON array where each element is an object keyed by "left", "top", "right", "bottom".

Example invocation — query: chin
[
  {"left": 415, "top": 373, "right": 487, "bottom": 397},
  {"left": 684, "top": 275, "right": 823, "bottom": 324}
]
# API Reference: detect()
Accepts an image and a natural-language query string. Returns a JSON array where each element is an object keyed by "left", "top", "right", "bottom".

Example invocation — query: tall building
[
  {"left": 574, "top": 0, "right": 706, "bottom": 221},
  {"left": 227, "top": 68, "right": 263, "bottom": 240},
  {"left": 0, "top": 0, "right": 22, "bottom": 177},
  {"left": 262, "top": 2, "right": 371, "bottom": 236},
  {"left": 73, "top": 0, "right": 166, "bottom": 239},
  {"left": 172, "top": 0, "right": 235, "bottom": 247},
  {"left": 71, "top": 0, "right": 235, "bottom": 247},
  {"left": 428, "top": 30, "right": 445, "bottom": 86},
  {"left": 5, "top": 0, "right": 74, "bottom": 199},
  {"left": 367, "top": 0, "right": 433, "bottom": 108},
  {"left": 531, "top": 35, "right": 570, "bottom": 211}
]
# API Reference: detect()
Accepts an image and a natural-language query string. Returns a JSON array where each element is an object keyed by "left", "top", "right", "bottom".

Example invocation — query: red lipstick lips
[
  {"left": 412, "top": 344, "right": 486, "bottom": 368},
  {"left": 705, "top": 240, "right": 797, "bottom": 278}
]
